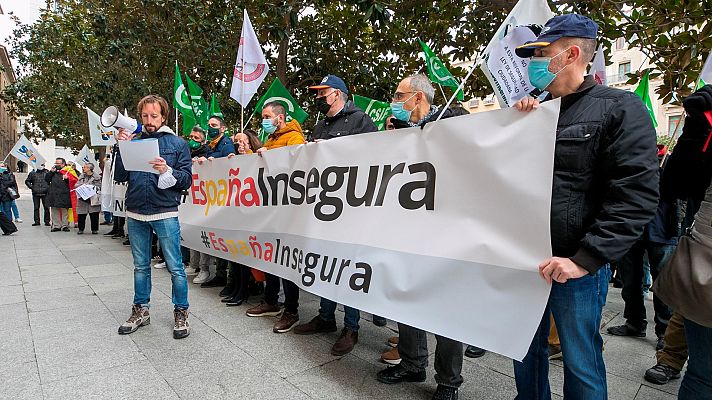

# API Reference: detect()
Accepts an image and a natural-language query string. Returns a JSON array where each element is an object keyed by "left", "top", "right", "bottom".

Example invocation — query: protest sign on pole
[
  {"left": 9, "top": 135, "right": 46, "bottom": 169},
  {"left": 179, "top": 99, "right": 562, "bottom": 360}
]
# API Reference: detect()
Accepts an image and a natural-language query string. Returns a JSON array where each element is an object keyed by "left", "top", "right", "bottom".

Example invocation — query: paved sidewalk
[{"left": 1, "top": 194, "right": 681, "bottom": 399}]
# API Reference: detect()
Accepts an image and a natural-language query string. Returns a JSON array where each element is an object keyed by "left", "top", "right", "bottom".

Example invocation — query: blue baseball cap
[
  {"left": 515, "top": 14, "right": 598, "bottom": 58},
  {"left": 309, "top": 75, "right": 349, "bottom": 95}
]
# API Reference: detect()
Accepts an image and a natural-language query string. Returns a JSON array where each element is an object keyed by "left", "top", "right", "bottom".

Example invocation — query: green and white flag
[
  {"left": 210, "top": 94, "right": 224, "bottom": 119},
  {"left": 419, "top": 40, "right": 464, "bottom": 101},
  {"left": 173, "top": 63, "right": 196, "bottom": 136},
  {"left": 698, "top": 51, "right": 712, "bottom": 89},
  {"left": 253, "top": 78, "right": 308, "bottom": 124},
  {"left": 185, "top": 74, "right": 210, "bottom": 130},
  {"left": 634, "top": 71, "right": 658, "bottom": 128},
  {"left": 353, "top": 94, "right": 391, "bottom": 131}
]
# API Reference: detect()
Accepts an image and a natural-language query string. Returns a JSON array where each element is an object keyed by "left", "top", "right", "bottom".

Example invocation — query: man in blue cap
[{"left": 512, "top": 14, "right": 659, "bottom": 399}]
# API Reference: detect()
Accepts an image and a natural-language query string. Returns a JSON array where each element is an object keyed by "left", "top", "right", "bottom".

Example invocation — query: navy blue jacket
[
  {"left": 206, "top": 134, "right": 235, "bottom": 158},
  {"left": 114, "top": 126, "right": 192, "bottom": 215}
]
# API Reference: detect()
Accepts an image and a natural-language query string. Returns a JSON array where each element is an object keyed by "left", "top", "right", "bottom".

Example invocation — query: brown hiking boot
[
  {"left": 118, "top": 305, "right": 150, "bottom": 335},
  {"left": 293, "top": 316, "right": 338, "bottom": 335},
  {"left": 273, "top": 312, "right": 299, "bottom": 333},
  {"left": 245, "top": 302, "right": 282, "bottom": 317},
  {"left": 331, "top": 328, "right": 358, "bottom": 356},
  {"left": 387, "top": 336, "right": 399, "bottom": 347},
  {"left": 173, "top": 308, "right": 190, "bottom": 339},
  {"left": 381, "top": 346, "right": 401, "bottom": 365}
]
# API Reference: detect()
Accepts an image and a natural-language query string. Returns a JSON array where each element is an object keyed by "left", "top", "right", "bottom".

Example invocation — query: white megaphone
[{"left": 101, "top": 106, "right": 143, "bottom": 133}]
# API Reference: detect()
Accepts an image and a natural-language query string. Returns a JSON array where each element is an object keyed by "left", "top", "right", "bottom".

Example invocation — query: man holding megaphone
[{"left": 111, "top": 95, "right": 193, "bottom": 340}]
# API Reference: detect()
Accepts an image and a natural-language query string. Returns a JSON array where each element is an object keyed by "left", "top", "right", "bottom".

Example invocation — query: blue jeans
[
  {"left": 11, "top": 200, "right": 20, "bottom": 219},
  {"left": 103, "top": 211, "right": 112, "bottom": 223},
  {"left": 0, "top": 201, "right": 11, "bottom": 219},
  {"left": 127, "top": 217, "right": 189, "bottom": 309},
  {"left": 319, "top": 298, "right": 360, "bottom": 331},
  {"left": 679, "top": 318, "right": 712, "bottom": 400},
  {"left": 514, "top": 265, "right": 611, "bottom": 400}
]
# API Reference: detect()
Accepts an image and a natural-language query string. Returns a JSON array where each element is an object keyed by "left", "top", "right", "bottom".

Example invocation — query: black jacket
[
  {"left": 44, "top": 169, "right": 72, "bottom": 208},
  {"left": 311, "top": 101, "right": 378, "bottom": 141},
  {"left": 25, "top": 169, "right": 50, "bottom": 196},
  {"left": 550, "top": 76, "right": 659, "bottom": 274},
  {"left": 0, "top": 171, "right": 18, "bottom": 202}
]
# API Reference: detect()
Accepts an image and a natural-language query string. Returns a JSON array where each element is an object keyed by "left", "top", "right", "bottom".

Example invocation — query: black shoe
[
  {"left": 201, "top": 276, "right": 227, "bottom": 288},
  {"left": 32, "top": 222, "right": 40, "bottom": 226},
  {"left": 123, "top": 239, "right": 130, "bottom": 246},
  {"left": 656, "top": 336, "right": 665, "bottom": 351},
  {"left": 644, "top": 363, "right": 681, "bottom": 385},
  {"left": 612, "top": 278, "right": 623, "bottom": 288},
  {"left": 44, "top": 222, "right": 51, "bottom": 226},
  {"left": 77, "top": 230, "right": 84, "bottom": 235},
  {"left": 51, "top": 228, "right": 60, "bottom": 232},
  {"left": 225, "top": 297, "right": 246, "bottom": 306},
  {"left": 62, "top": 227, "right": 70, "bottom": 232},
  {"left": 100, "top": 221, "right": 112, "bottom": 225},
  {"left": 91, "top": 231, "right": 98, "bottom": 235},
  {"left": 432, "top": 385, "right": 459, "bottom": 400},
  {"left": 2, "top": 230, "right": 17, "bottom": 236},
  {"left": 376, "top": 364, "right": 426, "bottom": 384},
  {"left": 607, "top": 324, "right": 646, "bottom": 337},
  {"left": 372, "top": 315, "right": 388, "bottom": 327},
  {"left": 112, "top": 232, "right": 125, "bottom": 239},
  {"left": 104, "top": 230, "right": 118, "bottom": 236},
  {"left": 464, "top": 345, "right": 486, "bottom": 358},
  {"left": 219, "top": 285, "right": 236, "bottom": 297}
]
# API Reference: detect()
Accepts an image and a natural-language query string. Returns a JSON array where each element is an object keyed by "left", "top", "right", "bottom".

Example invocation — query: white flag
[
  {"left": 74, "top": 144, "right": 92, "bottom": 167},
  {"left": 699, "top": 51, "right": 712, "bottom": 88},
  {"left": 87, "top": 107, "right": 117, "bottom": 146},
  {"left": 480, "top": 0, "right": 554, "bottom": 107},
  {"left": 590, "top": 45, "right": 607, "bottom": 86},
  {"left": 9, "top": 135, "right": 46, "bottom": 169},
  {"left": 229, "top": 9, "right": 270, "bottom": 107}
]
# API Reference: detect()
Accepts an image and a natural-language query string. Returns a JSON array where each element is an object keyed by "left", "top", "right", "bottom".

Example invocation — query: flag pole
[
  {"left": 175, "top": 60, "right": 179, "bottom": 134},
  {"left": 436, "top": 54, "right": 481, "bottom": 122},
  {"left": 436, "top": 83, "right": 448, "bottom": 104},
  {"left": 240, "top": 31, "right": 245, "bottom": 133},
  {"left": 660, "top": 111, "right": 686, "bottom": 167}
]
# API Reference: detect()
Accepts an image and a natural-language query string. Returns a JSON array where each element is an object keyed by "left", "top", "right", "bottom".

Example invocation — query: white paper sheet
[
  {"left": 75, "top": 184, "right": 97, "bottom": 200},
  {"left": 118, "top": 139, "right": 159, "bottom": 174}
]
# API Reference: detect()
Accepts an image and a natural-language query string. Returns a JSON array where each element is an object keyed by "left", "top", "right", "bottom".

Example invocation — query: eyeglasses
[{"left": 392, "top": 91, "right": 416, "bottom": 101}]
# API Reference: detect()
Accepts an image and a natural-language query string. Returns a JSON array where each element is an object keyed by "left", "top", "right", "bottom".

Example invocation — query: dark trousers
[
  {"left": 619, "top": 240, "right": 675, "bottom": 336},
  {"left": 33, "top": 195, "right": 50, "bottom": 224},
  {"left": 228, "top": 262, "right": 252, "bottom": 299},
  {"left": 397, "top": 322, "right": 464, "bottom": 388},
  {"left": 77, "top": 212, "right": 100, "bottom": 232},
  {"left": 0, "top": 211, "right": 17, "bottom": 234},
  {"left": 215, "top": 258, "right": 229, "bottom": 279},
  {"left": 112, "top": 216, "right": 125, "bottom": 233},
  {"left": 264, "top": 273, "right": 299, "bottom": 314}
]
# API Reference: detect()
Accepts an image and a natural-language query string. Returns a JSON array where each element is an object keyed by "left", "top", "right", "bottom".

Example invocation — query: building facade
[{"left": 0, "top": 43, "right": 18, "bottom": 170}]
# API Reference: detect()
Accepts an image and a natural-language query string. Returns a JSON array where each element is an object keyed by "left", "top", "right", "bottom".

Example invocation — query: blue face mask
[
  {"left": 390, "top": 93, "right": 417, "bottom": 122},
  {"left": 262, "top": 118, "right": 277, "bottom": 134},
  {"left": 527, "top": 49, "right": 570, "bottom": 91},
  {"left": 0, "top": 167, "right": 6, "bottom": 173}
]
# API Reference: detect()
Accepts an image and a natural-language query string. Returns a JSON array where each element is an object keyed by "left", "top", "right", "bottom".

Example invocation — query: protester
[
  {"left": 223, "top": 129, "right": 262, "bottom": 305},
  {"left": 45, "top": 157, "right": 74, "bottom": 232},
  {"left": 114, "top": 95, "right": 193, "bottom": 339},
  {"left": 66, "top": 161, "right": 79, "bottom": 226},
  {"left": 75, "top": 162, "right": 103, "bottom": 234},
  {"left": 194, "top": 116, "right": 235, "bottom": 288},
  {"left": 10, "top": 200, "right": 22, "bottom": 223},
  {"left": 511, "top": 14, "right": 659, "bottom": 399},
  {"left": 375, "top": 74, "right": 469, "bottom": 400},
  {"left": 245, "top": 101, "right": 305, "bottom": 334},
  {"left": 0, "top": 161, "right": 19, "bottom": 222},
  {"left": 186, "top": 126, "right": 215, "bottom": 278},
  {"left": 25, "top": 163, "right": 51, "bottom": 226}
]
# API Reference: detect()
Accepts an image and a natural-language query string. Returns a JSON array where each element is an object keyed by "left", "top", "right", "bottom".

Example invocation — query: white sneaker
[
  {"left": 193, "top": 270, "right": 211, "bottom": 284},
  {"left": 153, "top": 262, "right": 166, "bottom": 269},
  {"left": 15, "top": 218, "right": 22, "bottom": 223},
  {"left": 184, "top": 267, "right": 198, "bottom": 275}
]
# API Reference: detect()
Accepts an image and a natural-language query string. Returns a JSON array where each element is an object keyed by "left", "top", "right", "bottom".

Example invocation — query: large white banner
[{"left": 179, "top": 100, "right": 561, "bottom": 360}]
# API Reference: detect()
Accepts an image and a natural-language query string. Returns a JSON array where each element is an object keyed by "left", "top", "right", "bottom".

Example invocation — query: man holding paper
[{"left": 113, "top": 95, "right": 193, "bottom": 340}]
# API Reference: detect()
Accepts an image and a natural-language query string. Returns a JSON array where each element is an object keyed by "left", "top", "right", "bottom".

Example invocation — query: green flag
[
  {"left": 253, "top": 78, "right": 308, "bottom": 124},
  {"left": 184, "top": 74, "right": 210, "bottom": 129},
  {"left": 419, "top": 40, "right": 464, "bottom": 101},
  {"left": 209, "top": 94, "right": 223, "bottom": 119},
  {"left": 633, "top": 71, "right": 658, "bottom": 128},
  {"left": 173, "top": 64, "right": 196, "bottom": 136},
  {"left": 353, "top": 94, "right": 391, "bottom": 131}
]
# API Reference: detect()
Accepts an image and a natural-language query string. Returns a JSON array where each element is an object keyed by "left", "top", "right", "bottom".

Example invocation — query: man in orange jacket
[{"left": 246, "top": 101, "right": 306, "bottom": 334}]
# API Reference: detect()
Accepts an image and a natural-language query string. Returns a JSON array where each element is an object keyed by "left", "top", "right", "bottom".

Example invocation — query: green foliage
[{"left": 2, "top": 0, "right": 711, "bottom": 148}]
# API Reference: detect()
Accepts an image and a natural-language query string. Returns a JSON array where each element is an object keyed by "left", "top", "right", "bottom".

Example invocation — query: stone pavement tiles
[{"left": 0, "top": 196, "right": 681, "bottom": 399}]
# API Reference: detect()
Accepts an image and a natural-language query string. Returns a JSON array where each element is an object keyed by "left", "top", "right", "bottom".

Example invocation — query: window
[
  {"left": 615, "top": 37, "right": 625, "bottom": 50},
  {"left": 618, "top": 62, "right": 631, "bottom": 82},
  {"left": 483, "top": 95, "right": 496, "bottom": 105},
  {"left": 468, "top": 98, "right": 479, "bottom": 108},
  {"left": 668, "top": 115, "right": 682, "bottom": 137}
]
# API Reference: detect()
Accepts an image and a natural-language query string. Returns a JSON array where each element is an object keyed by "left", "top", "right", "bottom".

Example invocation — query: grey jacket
[{"left": 75, "top": 173, "right": 102, "bottom": 215}]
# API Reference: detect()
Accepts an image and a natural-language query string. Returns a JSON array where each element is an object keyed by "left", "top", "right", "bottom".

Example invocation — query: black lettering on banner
[
  {"left": 374, "top": 163, "right": 405, "bottom": 206},
  {"left": 346, "top": 165, "right": 379, "bottom": 207},
  {"left": 399, "top": 162, "right": 436, "bottom": 210},
  {"left": 267, "top": 173, "right": 290, "bottom": 206},
  {"left": 305, "top": 168, "right": 319, "bottom": 204},
  {"left": 315, "top": 166, "right": 348, "bottom": 221},
  {"left": 288, "top": 170, "right": 306, "bottom": 205},
  {"left": 257, "top": 168, "right": 269, "bottom": 206},
  {"left": 349, "top": 262, "right": 372, "bottom": 293}
]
